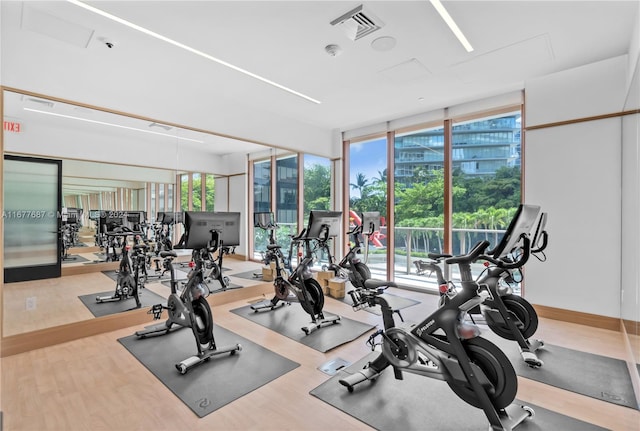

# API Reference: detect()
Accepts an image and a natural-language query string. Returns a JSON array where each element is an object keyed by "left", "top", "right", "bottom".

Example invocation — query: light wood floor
[
  {"left": 1, "top": 280, "right": 639, "bottom": 431},
  {"left": 2, "top": 251, "right": 264, "bottom": 337}
]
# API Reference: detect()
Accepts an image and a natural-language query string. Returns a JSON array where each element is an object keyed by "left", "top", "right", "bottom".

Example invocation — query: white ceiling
[{"left": 1, "top": 1, "right": 639, "bottom": 156}]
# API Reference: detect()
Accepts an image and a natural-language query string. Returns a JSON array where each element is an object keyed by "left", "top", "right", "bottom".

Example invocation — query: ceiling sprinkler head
[{"left": 325, "top": 44, "right": 342, "bottom": 57}]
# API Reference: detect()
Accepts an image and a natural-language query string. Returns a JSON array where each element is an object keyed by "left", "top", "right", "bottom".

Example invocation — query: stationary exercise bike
[
  {"left": 135, "top": 212, "right": 241, "bottom": 374},
  {"left": 199, "top": 241, "right": 238, "bottom": 292},
  {"left": 251, "top": 211, "right": 340, "bottom": 335},
  {"left": 431, "top": 205, "right": 549, "bottom": 367},
  {"left": 340, "top": 238, "right": 536, "bottom": 431},
  {"left": 96, "top": 228, "right": 145, "bottom": 308},
  {"left": 316, "top": 211, "right": 380, "bottom": 290},
  {"left": 152, "top": 212, "right": 175, "bottom": 255}
]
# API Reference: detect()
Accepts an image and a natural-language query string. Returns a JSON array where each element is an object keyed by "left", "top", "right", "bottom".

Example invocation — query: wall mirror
[
  {"left": 1, "top": 88, "right": 270, "bottom": 344},
  {"left": 621, "top": 56, "right": 640, "bottom": 371}
]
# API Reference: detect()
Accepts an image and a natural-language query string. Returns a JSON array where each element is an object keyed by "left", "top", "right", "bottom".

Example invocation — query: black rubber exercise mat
[
  {"left": 62, "top": 254, "right": 90, "bottom": 263},
  {"left": 103, "top": 268, "right": 188, "bottom": 282},
  {"left": 78, "top": 289, "right": 167, "bottom": 317},
  {"left": 228, "top": 269, "right": 267, "bottom": 281},
  {"left": 118, "top": 325, "right": 299, "bottom": 418},
  {"left": 482, "top": 330, "right": 639, "bottom": 410},
  {"left": 230, "top": 303, "right": 375, "bottom": 352},
  {"left": 338, "top": 292, "right": 422, "bottom": 316},
  {"left": 160, "top": 278, "right": 244, "bottom": 292},
  {"left": 310, "top": 352, "right": 608, "bottom": 431}
]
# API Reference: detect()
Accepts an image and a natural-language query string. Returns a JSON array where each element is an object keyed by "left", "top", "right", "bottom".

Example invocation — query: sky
[{"left": 349, "top": 137, "right": 387, "bottom": 198}]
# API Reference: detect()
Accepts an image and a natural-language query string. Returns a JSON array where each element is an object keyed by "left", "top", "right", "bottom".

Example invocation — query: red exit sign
[{"left": 3, "top": 121, "right": 22, "bottom": 133}]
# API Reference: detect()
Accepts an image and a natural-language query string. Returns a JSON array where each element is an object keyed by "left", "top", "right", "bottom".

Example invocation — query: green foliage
[
  {"left": 453, "top": 166, "right": 521, "bottom": 213},
  {"left": 205, "top": 175, "right": 215, "bottom": 210},
  {"left": 179, "top": 174, "right": 214, "bottom": 211},
  {"left": 180, "top": 177, "right": 188, "bottom": 211},
  {"left": 350, "top": 168, "right": 388, "bottom": 217},
  {"left": 349, "top": 166, "right": 521, "bottom": 239},
  {"left": 304, "top": 163, "right": 331, "bottom": 213},
  {"left": 395, "top": 169, "right": 465, "bottom": 220}
]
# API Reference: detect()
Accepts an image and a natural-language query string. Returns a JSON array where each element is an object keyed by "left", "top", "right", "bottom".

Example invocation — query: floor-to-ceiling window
[
  {"left": 276, "top": 155, "right": 298, "bottom": 245},
  {"left": 150, "top": 183, "right": 157, "bottom": 221},
  {"left": 204, "top": 174, "right": 215, "bottom": 211},
  {"left": 250, "top": 153, "right": 335, "bottom": 264},
  {"left": 304, "top": 155, "right": 331, "bottom": 223},
  {"left": 157, "top": 184, "right": 165, "bottom": 213},
  {"left": 393, "top": 124, "right": 445, "bottom": 288},
  {"left": 344, "top": 105, "right": 523, "bottom": 292},
  {"left": 192, "top": 173, "right": 202, "bottom": 211},
  {"left": 348, "top": 136, "right": 388, "bottom": 278},
  {"left": 253, "top": 159, "right": 271, "bottom": 260},
  {"left": 166, "top": 184, "right": 174, "bottom": 213},
  {"left": 451, "top": 110, "right": 522, "bottom": 283}
]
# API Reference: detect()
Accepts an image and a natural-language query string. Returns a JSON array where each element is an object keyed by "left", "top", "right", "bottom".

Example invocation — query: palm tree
[
  {"left": 373, "top": 169, "right": 387, "bottom": 184},
  {"left": 453, "top": 212, "right": 477, "bottom": 254},
  {"left": 474, "top": 208, "right": 491, "bottom": 241},
  {"left": 350, "top": 172, "right": 370, "bottom": 199},
  {"left": 486, "top": 207, "right": 509, "bottom": 246}
]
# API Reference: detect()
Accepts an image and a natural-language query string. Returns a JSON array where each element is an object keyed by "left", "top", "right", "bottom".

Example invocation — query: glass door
[{"left": 4, "top": 155, "right": 62, "bottom": 282}]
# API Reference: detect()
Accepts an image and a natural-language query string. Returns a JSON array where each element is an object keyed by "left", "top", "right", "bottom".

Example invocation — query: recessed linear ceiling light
[
  {"left": 149, "top": 122, "right": 172, "bottom": 131},
  {"left": 66, "top": 0, "right": 321, "bottom": 104},
  {"left": 24, "top": 108, "right": 205, "bottom": 143},
  {"left": 429, "top": 0, "right": 473, "bottom": 52}
]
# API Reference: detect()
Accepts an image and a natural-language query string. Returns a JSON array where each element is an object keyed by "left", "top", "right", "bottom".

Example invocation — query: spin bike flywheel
[
  {"left": 484, "top": 294, "right": 538, "bottom": 340},
  {"left": 348, "top": 262, "right": 372, "bottom": 289},
  {"left": 119, "top": 274, "right": 136, "bottom": 297},
  {"left": 191, "top": 296, "right": 214, "bottom": 345},
  {"left": 445, "top": 337, "right": 517, "bottom": 410},
  {"left": 299, "top": 278, "right": 324, "bottom": 317}
]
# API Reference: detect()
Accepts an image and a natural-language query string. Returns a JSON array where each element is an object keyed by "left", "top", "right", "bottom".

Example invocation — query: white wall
[
  {"left": 227, "top": 174, "right": 248, "bottom": 257},
  {"left": 214, "top": 176, "right": 229, "bottom": 212},
  {"left": 220, "top": 152, "right": 249, "bottom": 175},
  {"left": 4, "top": 116, "right": 226, "bottom": 175},
  {"left": 524, "top": 56, "right": 627, "bottom": 317},
  {"left": 621, "top": 111, "right": 639, "bottom": 325}
]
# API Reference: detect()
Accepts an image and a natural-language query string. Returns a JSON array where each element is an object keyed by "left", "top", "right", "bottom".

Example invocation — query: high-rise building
[{"left": 394, "top": 114, "right": 521, "bottom": 185}]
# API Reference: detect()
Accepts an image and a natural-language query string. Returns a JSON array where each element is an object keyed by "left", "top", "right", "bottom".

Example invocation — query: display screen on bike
[
  {"left": 491, "top": 204, "right": 541, "bottom": 258},
  {"left": 254, "top": 211, "right": 275, "bottom": 229},
  {"left": 306, "top": 210, "right": 342, "bottom": 239},
  {"left": 360, "top": 211, "right": 380, "bottom": 234},
  {"left": 184, "top": 211, "right": 241, "bottom": 249}
]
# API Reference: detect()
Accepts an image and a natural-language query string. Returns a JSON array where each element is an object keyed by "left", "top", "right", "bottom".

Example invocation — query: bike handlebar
[
  {"left": 445, "top": 240, "right": 490, "bottom": 265},
  {"left": 290, "top": 228, "right": 307, "bottom": 241},
  {"left": 427, "top": 252, "right": 453, "bottom": 260},
  {"left": 346, "top": 224, "right": 363, "bottom": 236}
]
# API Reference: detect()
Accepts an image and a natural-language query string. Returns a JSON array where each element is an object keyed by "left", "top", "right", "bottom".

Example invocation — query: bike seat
[
  {"left": 160, "top": 251, "right": 178, "bottom": 258},
  {"left": 267, "top": 244, "right": 281, "bottom": 250},
  {"left": 363, "top": 279, "right": 396, "bottom": 289}
]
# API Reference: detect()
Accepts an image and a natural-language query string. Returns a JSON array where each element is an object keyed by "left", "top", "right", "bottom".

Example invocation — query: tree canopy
[
  {"left": 350, "top": 166, "right": 521, "bottom": 229},
  {"left": 304, "top": 163, "right": 331, "bottom": 213}
]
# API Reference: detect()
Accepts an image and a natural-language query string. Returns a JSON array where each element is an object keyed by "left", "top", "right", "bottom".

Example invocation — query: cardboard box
[
  {"left": 328, "top": 277, "right": 346, "bottom": 299},
  {"left": 315, "top": 270, "right": 334, "bottom": 287},
  {"left": 262, "top": 266, "right": 274, "bottom": 282}
]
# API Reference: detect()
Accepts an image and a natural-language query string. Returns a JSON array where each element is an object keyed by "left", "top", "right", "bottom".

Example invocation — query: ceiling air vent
[{"left": 330, "top": 5, "right": 384, "bottom": 41}]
